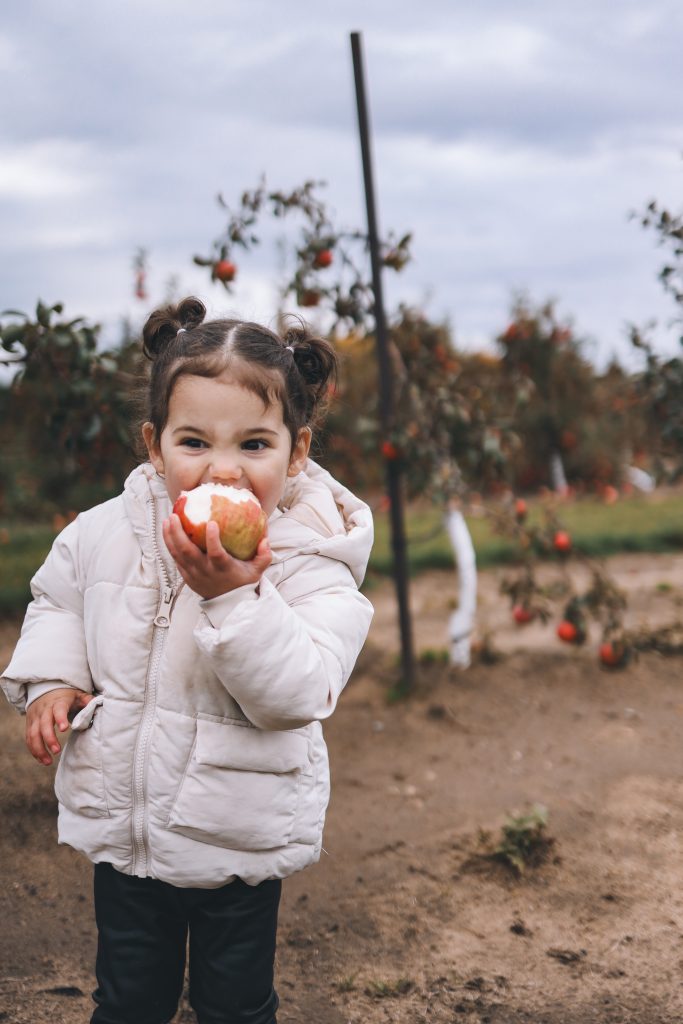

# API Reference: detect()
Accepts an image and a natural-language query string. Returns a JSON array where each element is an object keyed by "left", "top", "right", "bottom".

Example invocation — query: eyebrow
[
  {"left": 172, "top": 425, "right": 280, "bottom": 436},
  {"left": 172, "top": 425, "right": 205, "bottom": 435}
]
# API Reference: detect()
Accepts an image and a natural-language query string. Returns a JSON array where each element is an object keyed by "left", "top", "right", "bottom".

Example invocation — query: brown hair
[{"left": 140, "top": 296, "right": 338, "bottom": 452}]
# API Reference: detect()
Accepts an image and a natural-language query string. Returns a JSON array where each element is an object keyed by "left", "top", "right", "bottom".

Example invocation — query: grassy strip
[
  {"left": 2, "top": 492, "right": 683, "bottom": 614},
  {"left": 369, "top": 492, "right": 683, "bottom": 575},
  {"left": 0, "top": 524, "right": 57, "bottom": 617}
]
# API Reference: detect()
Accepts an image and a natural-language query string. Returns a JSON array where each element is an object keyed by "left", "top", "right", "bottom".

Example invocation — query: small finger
[
  {"left": 164, "top": 514, "right": 187, "bottom": 549},
  {"left": 205, "top": 522, "right": 229, "bottom": 561},
  {"left": 162, "top": 516, "right": 180, "bottom": 556},
  {"left": 169, "top": 515, "right": 204, "bottom": 562},
  {"left": 26, "top": 719, "right": 52, "bottom": 765},
  {"left": 40, "top": 708, "right": 62, "bottom": 756}
]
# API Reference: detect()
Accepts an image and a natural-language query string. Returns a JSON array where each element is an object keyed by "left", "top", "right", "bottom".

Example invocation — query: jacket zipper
[{"left": 131, "top": 497, "right": 180, "bottom": 875}]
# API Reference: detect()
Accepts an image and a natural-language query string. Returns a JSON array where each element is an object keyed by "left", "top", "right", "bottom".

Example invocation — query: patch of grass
[
  {"left": 369, "top": 491, "right": 683, "bottom": 575},
  {"left": 418, "top": 647, "right": 450, "bottom": 665},
  {"left": 0, "top": 523, "right": 57, "bottom": 616}
]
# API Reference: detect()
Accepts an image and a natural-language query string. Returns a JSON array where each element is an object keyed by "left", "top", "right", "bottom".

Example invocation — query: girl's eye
[
  {"left": 242, "top": 439, "right": 268, "bottom": 451},
  {"left": 180, "top": 438, "right": 206, "bottom": 449}
]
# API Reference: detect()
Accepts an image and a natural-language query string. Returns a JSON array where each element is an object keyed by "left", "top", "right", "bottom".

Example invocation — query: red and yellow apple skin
[{"left": 172, "top": 483, "right": 267, "bottom": 560}]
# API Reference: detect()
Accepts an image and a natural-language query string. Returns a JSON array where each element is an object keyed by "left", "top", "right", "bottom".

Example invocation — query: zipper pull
[{"left": 154, "top": 585, "right": 176, "bottom": 628}]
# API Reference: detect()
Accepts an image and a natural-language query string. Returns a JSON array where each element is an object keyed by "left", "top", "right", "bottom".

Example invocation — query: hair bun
[
  {"left": 282, "top": 321, "right": 337, "bottom": 420},
  {"left": 142, "top": 296, "right": 207, "bottom": 360},
  {"left": 178, "top": 296, "right": 206, "bottom": 330}
]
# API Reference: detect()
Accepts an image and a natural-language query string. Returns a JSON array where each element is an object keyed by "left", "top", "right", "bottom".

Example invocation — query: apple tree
[
  {"left": 194, "top": 178, "right": 522, "bottom": 667},
  {"left": 628, "top": 197, "right": 683, "bottom": 481},
  {"left": 193, "top": 177, "right": 411, "bottom": 330},
  {"left": 0, "top": 301, "right": 140, "bottom": 516},
  {"left": 496, "top": 296, "right": 628, "bottom": 493}
]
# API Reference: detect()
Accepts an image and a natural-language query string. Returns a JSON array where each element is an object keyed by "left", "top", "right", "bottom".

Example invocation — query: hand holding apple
[
  {"left": 167, "top": 484, "right": 270, "bottom": 598},
  {"left": 163, "top": 508, "right": 271, "bottom": 600}
]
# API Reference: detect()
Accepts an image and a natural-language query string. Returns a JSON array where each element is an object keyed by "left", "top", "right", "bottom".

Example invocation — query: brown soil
[{"left": 3, "top": 553, "right": 683, "bottom": 1023}]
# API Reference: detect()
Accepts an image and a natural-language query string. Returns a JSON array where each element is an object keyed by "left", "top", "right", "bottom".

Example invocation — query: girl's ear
[
  {"left": 288, "top": 427, "right": 311, "bottom": 477},
  {"left": 142, "top": 422, "right": 164, "bottom": 476}
]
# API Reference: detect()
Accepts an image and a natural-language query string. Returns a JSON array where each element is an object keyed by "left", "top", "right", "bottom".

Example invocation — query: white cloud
[
  {"left": 374, "top": 23, "right": 548, "bottom": 74},
  {"left": 0, "top": 139, "right": 101, "bottom": 200},
  {"left": 0, "top": 32, "right": 21, "bottom": 72}
]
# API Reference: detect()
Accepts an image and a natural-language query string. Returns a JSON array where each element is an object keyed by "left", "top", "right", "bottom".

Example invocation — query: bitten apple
[{"left": 173, "top": 483, "right": 267, "bottom": 560}]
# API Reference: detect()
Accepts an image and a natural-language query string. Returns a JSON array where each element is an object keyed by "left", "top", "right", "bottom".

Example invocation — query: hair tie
[
  {"left": 285, "top": 345, "right": 294, "bottom": 353},
  {"left": 177, "top": 327, "right": 187, "bottom": 335}
]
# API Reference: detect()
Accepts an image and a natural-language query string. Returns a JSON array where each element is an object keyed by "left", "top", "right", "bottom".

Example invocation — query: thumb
[{"left": 54, "top": 698, "right": 73, "bottom": 733}]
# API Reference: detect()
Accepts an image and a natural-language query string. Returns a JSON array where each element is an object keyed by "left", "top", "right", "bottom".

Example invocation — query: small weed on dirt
[
  {"left": 418, "top": 647, "right": 450, "bottom": 665},
  {"left": 492, "top": 804, "right": 555, "bottom": 874},
  {"left": 336, "top": 975, "right": 357, "bottom": 993},
  {"left": 365, "top": 977, "right": 415, "bottom": 999}
]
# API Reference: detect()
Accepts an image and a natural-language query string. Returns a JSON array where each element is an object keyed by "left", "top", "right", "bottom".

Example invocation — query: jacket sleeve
[
  {"left": 193, "top": 554, "right": 374, "bottom": 730},
  {"left": 1, "top": 519, "right": 93, "bottom": 713}
]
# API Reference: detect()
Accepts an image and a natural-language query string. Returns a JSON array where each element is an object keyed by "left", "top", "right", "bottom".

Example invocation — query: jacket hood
[
  {"left": 273, "top": 460, "right": 373, "bottom": 587},
  {"left": 121, "top": 461, "right": 373, "bottom": 588}
]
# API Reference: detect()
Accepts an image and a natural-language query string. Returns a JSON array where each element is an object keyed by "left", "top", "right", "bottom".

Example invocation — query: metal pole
[{"left": 350, "top": 30, "right": 416, "bottom": 692}]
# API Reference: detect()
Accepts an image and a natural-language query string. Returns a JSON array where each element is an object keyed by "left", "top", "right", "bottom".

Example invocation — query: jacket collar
[{"left": 122, "top": 463, "right": 170, "bottom": 544}]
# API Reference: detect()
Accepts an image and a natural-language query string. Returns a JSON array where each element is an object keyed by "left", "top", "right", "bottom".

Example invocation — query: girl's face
[{"left": 142, "top": 371, "right": 310, "bottom": 516}]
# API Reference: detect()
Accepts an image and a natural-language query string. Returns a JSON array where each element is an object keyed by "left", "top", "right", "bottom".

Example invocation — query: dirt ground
[{"left": 3, "top": 552, "right": 683, "bottom": 1023}]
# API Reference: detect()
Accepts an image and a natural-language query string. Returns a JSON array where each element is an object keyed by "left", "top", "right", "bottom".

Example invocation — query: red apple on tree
[
  {"left": 557, "top": 620, "right": 578, "bottom": 643},
  {"left": 513, "top": 604, "right": 533, "bottom": 625},
  {"left": 553, "top": 530, "right": 572, "bottom": 554},
  {"left": 213, "top": 260, "right": 237, "bottom": 283},
  {"left": 173, "top": 483, "right": 267, "bottom": 560},
  {"left": 514, "top": 498, "right": 527, "bottom": 521},
  {"left": 313, "top": 249, "right": 333, "bottom": 269},
  {"left": 599, "top": 640, "right": 628, "bottom": 668},
  {"left": 381, "top": 440, "right": 399, "bottom": 460}
]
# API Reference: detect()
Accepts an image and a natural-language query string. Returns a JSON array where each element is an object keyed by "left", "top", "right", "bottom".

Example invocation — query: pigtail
[
  {"left": 142, "top": 297, "right": 207, "bottom": 360},
  {"left": 283, "top": 323, "right": 338, "bottom": 424}
]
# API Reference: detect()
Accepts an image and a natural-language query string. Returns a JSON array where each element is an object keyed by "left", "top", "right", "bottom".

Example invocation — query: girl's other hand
[
  {"left": 26, "top": 688, "right": 94, "bottom": 766},
  {"left": 163, "top": 514, "right": 272, "bottom": 600}
]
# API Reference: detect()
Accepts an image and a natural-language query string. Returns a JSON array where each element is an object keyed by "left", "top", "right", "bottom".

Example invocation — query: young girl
[{"left": 2, "top": 296, "right": 374, "bottom": 1024}]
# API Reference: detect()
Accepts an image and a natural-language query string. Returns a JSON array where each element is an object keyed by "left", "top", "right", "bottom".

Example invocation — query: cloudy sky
[{"left": 2, "top": 0, "right": 682, "bottom": 369}]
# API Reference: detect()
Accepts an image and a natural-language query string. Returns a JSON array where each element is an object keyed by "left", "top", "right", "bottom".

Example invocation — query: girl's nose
[{"left": 207, "top": 456, "right": 243, "bottom": 485}]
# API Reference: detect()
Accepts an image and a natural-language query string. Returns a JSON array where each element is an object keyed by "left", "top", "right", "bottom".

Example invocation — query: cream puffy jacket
[{"left": 2, "top": 462, "right": 374, "bottom": 888}]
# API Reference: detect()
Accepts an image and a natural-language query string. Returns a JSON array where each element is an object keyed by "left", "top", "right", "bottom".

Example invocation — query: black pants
[{"left": 91, "top": 862, "right": 281, "bottom": 1024}]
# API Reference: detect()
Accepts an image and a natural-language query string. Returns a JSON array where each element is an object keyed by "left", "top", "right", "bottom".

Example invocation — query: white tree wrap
[{"left": 446, "top": 507, "right": 477, "bottom": 669}]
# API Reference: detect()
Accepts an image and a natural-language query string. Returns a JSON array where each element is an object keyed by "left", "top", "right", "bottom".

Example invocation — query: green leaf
[
  {"left": 1, "top": 324, "right": 26, "bottom": 348},
  {"left": 36, "top": 301, "right": 51, "bottom": 327}
]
